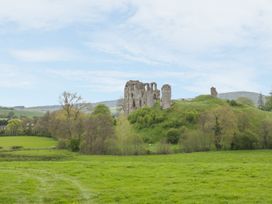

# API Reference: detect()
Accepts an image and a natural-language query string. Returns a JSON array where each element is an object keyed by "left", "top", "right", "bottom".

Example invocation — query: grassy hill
[
  {"left": 128, "top": 95, "right": 272, "bottom": 151},
  {"left": 218, "top": 91, "right": 267, "bottom": 106},
  {"left": 0, "top": 107, "right": 45, "bottom": 118},
  {"left": 0, "top": 136, "right": 272, "bottom": 203}
]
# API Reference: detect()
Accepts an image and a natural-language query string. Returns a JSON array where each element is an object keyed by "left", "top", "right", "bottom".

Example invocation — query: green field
[
  {"left": 1, "top": 136, "right": 272, "bottom": 204},
  {"left": 0, "top": 136, "right": 57, "bottom": 150}
]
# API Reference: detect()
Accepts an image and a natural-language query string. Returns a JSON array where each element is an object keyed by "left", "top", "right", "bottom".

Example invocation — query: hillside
[
  {"left": 128, "top": 95, "right": 272, "bottom": 152},
  {"left": 218, "top": 91, "right": 266, "bottom": 106}
]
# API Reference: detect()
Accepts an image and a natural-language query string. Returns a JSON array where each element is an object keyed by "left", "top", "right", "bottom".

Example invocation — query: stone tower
[
  {"left": 210, "top": 87, "right": 218, "bottom": 97},
  {"left": 124, "top": 80, "right": 160, "bottom": 115},
  {"left": 161, "top": 84, "right": 172, "bottom": 109}
]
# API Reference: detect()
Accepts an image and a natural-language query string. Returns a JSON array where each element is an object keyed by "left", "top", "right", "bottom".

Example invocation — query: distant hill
[
  {"left": 0, "top": 91, "right": 269, "bottom": 118},
  {"left": 25, "top": 100, "right": 119, "bottom": 113},
  {"left": 218, "top": 91, "right": 267, "bottom": 106}
]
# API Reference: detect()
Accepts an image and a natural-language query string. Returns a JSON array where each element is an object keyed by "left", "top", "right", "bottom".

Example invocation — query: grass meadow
[{"left": 0, "top": 136, "right": 272, "bottom": 203}]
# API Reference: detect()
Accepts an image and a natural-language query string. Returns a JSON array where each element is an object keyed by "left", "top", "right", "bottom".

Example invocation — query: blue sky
[{"left": 0, "top": 0, "right": 272, "bottom": 107}]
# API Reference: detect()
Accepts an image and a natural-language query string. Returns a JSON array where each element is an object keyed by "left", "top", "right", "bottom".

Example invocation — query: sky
[{"left": 1, "top": 0, "right": 272, "bottom": 107}]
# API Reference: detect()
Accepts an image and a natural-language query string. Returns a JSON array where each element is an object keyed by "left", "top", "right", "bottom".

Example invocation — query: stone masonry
[
  {"left": 210, "top": 87, "right": 218, "bottom": 97},
  {"left": 124, "top": 80, "right": 171, "bottom": 115}
]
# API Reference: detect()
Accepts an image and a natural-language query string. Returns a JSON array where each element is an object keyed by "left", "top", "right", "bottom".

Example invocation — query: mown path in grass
[{"left": 1, "top": 147, "right": 272, "bottom": 203}]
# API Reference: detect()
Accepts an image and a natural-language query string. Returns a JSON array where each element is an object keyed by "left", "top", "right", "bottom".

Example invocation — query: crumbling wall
[
  {"left": 124, "top": 80, "right": 171, "bottom": 115},
  {"left": 161, "top": 84, "right": 171, "bottom": 109}
]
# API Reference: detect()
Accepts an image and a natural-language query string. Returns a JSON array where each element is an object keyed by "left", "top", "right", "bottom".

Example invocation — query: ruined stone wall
[
  {"left": 161, "top": 84, "right": 171, "bottom": 109},
  {"left": 124, "top": 80, "right": 171, "bottom": 115},
  {"left": 210, "top": 87, "right": 218, "bottom": 97}
]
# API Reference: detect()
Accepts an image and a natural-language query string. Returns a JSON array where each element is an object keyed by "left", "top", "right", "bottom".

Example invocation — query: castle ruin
[
  {"left": 210, "top": 87, "right": 218, "bottom": 97},
  {"left": 124, "top": 80, "right": 171, "bottom": 115}
]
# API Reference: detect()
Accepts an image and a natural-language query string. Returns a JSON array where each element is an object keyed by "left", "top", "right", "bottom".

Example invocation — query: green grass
[
  {"left": 0, "top": 136, "right": 272, "bottom": 203},
  {"left": 0, "top": 136, "right": 57, "bottom": 150}
]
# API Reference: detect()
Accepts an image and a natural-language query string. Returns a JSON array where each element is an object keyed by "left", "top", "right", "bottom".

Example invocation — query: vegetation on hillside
[
  {"left": 128, "top": 95, "right": 272, "bottom": 152},
  {"left": 2, "top": 92, "right": 272, "bottom": 155}
]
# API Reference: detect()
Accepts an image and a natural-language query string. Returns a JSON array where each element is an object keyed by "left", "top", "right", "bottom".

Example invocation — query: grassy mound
[{"left": 128, "top": 96, "right": 272, "bottom": 151}]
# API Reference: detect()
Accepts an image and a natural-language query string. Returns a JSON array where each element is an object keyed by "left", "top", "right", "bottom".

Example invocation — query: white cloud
[
  {"left": 1, "top": 0, "right": 271, "bottom": 96},
  {"left": 0, "top": 0, "right": 128, "bottom": 30},
  {"left": 86, "top": 0, "right": 272, "bottom": 62},
  {"left": 10, "top": 48, "right": 77, "bottom": 62}
]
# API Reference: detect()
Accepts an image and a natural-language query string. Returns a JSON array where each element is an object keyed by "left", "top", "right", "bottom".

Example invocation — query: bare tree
[{"left": 59, "top": 92, "right": 87, "bottom": 142}]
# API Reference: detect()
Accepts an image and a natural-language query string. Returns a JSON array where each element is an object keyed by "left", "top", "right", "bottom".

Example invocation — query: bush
[
  {"left": 231, "top": 131, "right": 258, "bottom": 150},
  {"left": 227, "top": 100, "right": 240, "bottom": 107},
  {"left": 185, "top": 111, "right": 199, "bottom": 124},
  {"left": 57, "top": 140, "right": 68, "bottom": 149},
  {"left": 128, "top": 107, "right": 165, "bottom": 129},
  {"left": 166, "top": 129, "right": 180, "bottom": 144},
  {"left": 180, "top": 130, "right": 213, "bottom": 153},
  {"left": 69, "top": 138, "right": 80, "bottom": 152},
  {"left": 156, "top": 139, "right": 172, "bottom": 154}
]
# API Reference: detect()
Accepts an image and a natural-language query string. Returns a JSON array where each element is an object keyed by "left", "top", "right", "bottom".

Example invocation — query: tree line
[{"left": 1, "top": 92, "right": 272, "bottom": 154}]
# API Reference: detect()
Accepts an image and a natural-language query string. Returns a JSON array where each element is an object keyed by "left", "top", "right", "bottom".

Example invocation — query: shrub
[
  {"left": 57, "top": 140, "right": 68, "bottom": 149},
  {"left": 227, "top": 100, "right": 240, "bottom": 107},
  {"left": 180, "top": 130, "right": 213, "bottom": 153},
  {"left": 166, "top": 129, "right": 180, "bottom": 144},
  {"left": 185, "top": 111, "right": 199, "bottom": 124},
  {"left": 231, "top": 131, "right": 258, "bottom": 150},
  {"left": 156, "top": 139, "right": 172, "bottom": 154},
  {"left": 128, "top": 107, "right": 165, "bottom": 129},
  {"left": 69, "top": 138, "right": 80, "bottom": 152}
]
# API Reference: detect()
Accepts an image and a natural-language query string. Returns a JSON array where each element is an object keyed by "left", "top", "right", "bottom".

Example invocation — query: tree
[
  {"left": 115, "top": 115, "right": 145, "bottom": 155},
  {"left": 7, "top": 111, "right": 15, "bottom": 120},
  {"left": 116, "top": 98, "right": 124, "bottom": 116},
  {"left": 260, "top": 119, "right": 272, "bottom": 148},
  {"left": 59, "top": 91, "right": 87, "bottom": 148},
  {"left": 81, "top": 105, "right": 115, "bottom": 154},
  {"left": 212, "top": 116, "right": 223, "bottom": 150},
  {"left": 258, "top": 93, "right": 265, "bottom": 110},
  {"left": 231, "top": 130, "right": 258, "bottom": 150},
  {"left": 264, "top": 91, "right": 272, "bottom": 111},
  {"left": 6, "top": 119, "right": 23, "bottom": 135}
]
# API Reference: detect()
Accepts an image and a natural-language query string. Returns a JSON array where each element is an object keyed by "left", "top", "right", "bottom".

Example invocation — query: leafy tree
[
  {"left": 212, "top": 116, "right": 223, "bottom": 150},
  {"left": 231, "top": 130, "right": 258, "bottom": 150},
  {"left": 7, "top": 111, "right": 15, "bottom": 120},
  {"left": 6, "top": 119, "right": 23, "bottom": 135},
  {"left": 115, "top": 115, "right": 145, "bottom": 155},
  {"left": 264, "top": 92, "right": 272, "bottom": 111},
  {"left": 81, "top": 105, "right": 115, "bottom": 154},
  {"left": 259, "top": 119, "right": 272, "bottom": 148},
  {"left": 258, "top": 93, "right": 265, "bottom": 110},
  {"left": 166, "top": 128, "right": 180, "bottom": 144},
  {"left": 59, "top": 91, "right": 87, "bottom": 149}
]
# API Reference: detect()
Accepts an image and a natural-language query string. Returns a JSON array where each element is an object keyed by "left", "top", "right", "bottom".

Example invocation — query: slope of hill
[
  {"left": 218, "top": 91, "right": 266, "bottom": 106},
  {"left": 128, "top": 95, "right": 272, "bottom": 151}
]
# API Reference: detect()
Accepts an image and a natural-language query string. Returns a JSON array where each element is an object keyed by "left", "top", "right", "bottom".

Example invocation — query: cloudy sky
[{"left": 0, "top": 0, "right": 272, "bottom": 106}]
